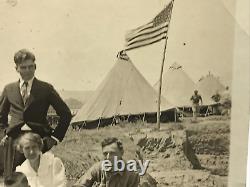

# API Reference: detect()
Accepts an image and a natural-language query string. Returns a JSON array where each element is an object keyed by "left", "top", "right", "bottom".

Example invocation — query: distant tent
[
  {"left": 154, "top": 62, "right": 196, "bottom": 107},
  {"left": 58, "top": 90, "right": 93, "bottom": 106},
  {"left": 64, "top": 98, "right": 83, "bottom": 110},
  {"left": 72, "top": 53, "right": 175, "bottom": 127},
  {"left": 196, "top": 72, "right": 225, "bottom": 105}
]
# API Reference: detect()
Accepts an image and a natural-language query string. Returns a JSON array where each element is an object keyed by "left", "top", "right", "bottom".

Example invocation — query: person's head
[
  {"left": 17, "top": 132, "right": 43, "bottom": 161},
  {"left": 194, "top": 90, "right": 198, "bottom": 95},
  {"left": 14, "top": 49, "right": 36, "bottom": 81},
  {"left": 4, "top": 172, "right": 30, "bottom": 187},
  {"left": 101, "top": 137, "right": 124, "bottom": 162}
]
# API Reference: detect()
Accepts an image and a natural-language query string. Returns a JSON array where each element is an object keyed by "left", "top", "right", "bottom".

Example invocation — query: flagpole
[
  {"left": 157, "top": 36, "right": 168, "bottom": 130},
  {"left": 157, "top": 0, "right": 175, "bottom": 130}
]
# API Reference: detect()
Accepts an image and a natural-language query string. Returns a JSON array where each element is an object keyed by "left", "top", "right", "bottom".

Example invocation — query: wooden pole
[
  {"left": 97, "top": 117, "right": 101, "bottom": 130},
  {"left": 157, "top": 0, "right": 175, "bottom": 130},
  {"left": 157, "top": 37, "right": 168, "bottom": 130},
  {"left": 143, "top": 113, "right": 146, "bottom": 124}
]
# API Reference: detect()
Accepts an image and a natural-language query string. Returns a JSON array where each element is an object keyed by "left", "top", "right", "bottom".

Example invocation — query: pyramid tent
[
  {"left": 72, "top": 54, "right": 174, "bottom": 124},
  {"left": 196, "top": 72, "right": 226, "bottom": 105},
  {"left": 154, "top": 62, "right": 196, "bottom": 107}
]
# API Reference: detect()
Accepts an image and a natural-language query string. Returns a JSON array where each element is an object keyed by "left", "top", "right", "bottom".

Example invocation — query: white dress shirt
[
  {"left": 16, "top": 152, "right": 67, "bottom": 187},
  {"left": 19, "top": 76, "right": 35, "bottom": 98}
]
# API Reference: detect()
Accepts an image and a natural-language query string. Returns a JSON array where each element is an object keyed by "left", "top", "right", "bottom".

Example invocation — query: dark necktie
[{"left": 21, "top": 81, "right": 29, "bottom": 104}]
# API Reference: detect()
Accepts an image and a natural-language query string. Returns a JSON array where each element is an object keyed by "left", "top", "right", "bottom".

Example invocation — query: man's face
[
  {"left": 102, "top": 142, "right": 123, "bottom": 163},
  {"left": 16, "top": 59, "right": 36, "bottom": 81},
  {"left": 22, "top": 141, "right": 41, "bottom": 161}
]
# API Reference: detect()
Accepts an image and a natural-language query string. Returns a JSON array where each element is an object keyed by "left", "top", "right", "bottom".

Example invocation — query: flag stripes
[{"left": 124, "top": 0, "right": 174, "bottom": 51}]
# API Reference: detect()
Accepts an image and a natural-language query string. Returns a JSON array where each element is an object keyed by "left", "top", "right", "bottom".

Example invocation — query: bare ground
[
  {"left": 53, "top": 116, "right": 230, "bottom": 186},
  {"left": 0, "top": 116, "right": 230, "bottom": 186}
]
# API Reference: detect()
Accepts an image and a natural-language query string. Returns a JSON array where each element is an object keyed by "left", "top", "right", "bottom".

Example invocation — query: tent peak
[
  {"left": 169, "top": 62, "right": 182, "bottom": 70},
  {"left": 117, "top": 50, "right": 130, "bottom": 61},
  {"left": 199, "top": 72, "right": 221, "bottom": 82}
]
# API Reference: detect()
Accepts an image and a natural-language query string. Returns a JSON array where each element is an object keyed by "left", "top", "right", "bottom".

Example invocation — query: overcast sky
[{"left": 0, "top": 0, "right": 249, "bottom": 91}]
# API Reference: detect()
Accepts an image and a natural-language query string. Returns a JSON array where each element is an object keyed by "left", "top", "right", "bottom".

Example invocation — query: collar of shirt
[
  {"left": 110, "top": 170, "right": 124, "bottom": 176},
  {"left": 19, "top": 76, "right": 35, "bottom": 88},
  {"left": 19, "top": 76, "right": 35, "bottom": 96},
  {"left": 106, "top": 161, "right": 126, "bottom": 177}
]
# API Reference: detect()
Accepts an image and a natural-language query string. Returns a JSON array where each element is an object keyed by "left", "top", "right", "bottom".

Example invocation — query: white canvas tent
[
  {"left": 154, "top": 62, "right": 196, "bottom": 107},
  {"left": 72, "top": 54, "right": 174, "bottom": 125},
  {"left": 196, "top": 72, "right": 226, "bottom": 105}
]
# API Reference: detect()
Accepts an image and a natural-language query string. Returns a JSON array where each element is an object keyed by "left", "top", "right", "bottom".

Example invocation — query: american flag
[{"left": 125, "top": 0, "right": 174, "bottom": 51}]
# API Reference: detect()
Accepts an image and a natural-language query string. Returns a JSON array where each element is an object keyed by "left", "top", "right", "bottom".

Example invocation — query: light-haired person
[
  {"left": 15, "top": 132, "right": 67, "bottom": 187},
  {"left": 4, "top": 172, "right": 30, "bottom": 187}
]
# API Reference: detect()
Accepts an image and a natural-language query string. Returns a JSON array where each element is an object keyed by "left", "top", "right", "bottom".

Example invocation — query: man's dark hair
[
  {"left": 101, "top": 137, "right": 124, "bottom": 152},
  {"left": 14, "top": 49, "right": 36, "bottom": 65},
  {"left": 4, "top": 172, "right": 29, "bottom": 185}
]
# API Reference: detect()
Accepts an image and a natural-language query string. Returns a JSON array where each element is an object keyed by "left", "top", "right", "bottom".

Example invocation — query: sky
[{"left": 0, "top": 0, "right": 249, "bottom": 91}]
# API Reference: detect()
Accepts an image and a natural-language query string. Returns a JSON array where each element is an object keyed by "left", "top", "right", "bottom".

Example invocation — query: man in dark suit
[{"left": 0, "top": 49, "right": 72, "bottom": 177}]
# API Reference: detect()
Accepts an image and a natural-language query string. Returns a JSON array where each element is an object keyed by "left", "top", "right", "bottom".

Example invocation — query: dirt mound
[
  {"left": 53, "top": 119, "right": 229, "bottom": 186},
  {"left": 198, "top": 155, "right": 229, "bottom": 176},
  {"left": 188, "top": 133, "right": 229, "bottom": 155},
  {"left": 130, "top": 123, "right": 229, "bottom": 186},
  {"left": 133, "top": 130, "right": 202, "bottom": 170}
]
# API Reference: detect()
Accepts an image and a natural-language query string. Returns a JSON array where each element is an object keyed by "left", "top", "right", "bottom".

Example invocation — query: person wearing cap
[
  {"left": 190, "top": 90, "right": 203, "bottom": 121},
  {"left": 0, "top": 49, "right": 72, "bottom": 178}
]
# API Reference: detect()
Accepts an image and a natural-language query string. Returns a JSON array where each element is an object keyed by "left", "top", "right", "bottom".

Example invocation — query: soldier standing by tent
[{"left": 190, "top": 90, "right": 203, "bottom": 121}]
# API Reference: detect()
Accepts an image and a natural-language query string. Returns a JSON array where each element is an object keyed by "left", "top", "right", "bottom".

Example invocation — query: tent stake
[
  {"left": 175, "top": 109, "right": 177, "bottom": 122},
  {"left": 143, "top": 113, "right": 146, "bottom": 124},
  {"left": 97, "top": 118, "right": 101, "bottom": 130}
]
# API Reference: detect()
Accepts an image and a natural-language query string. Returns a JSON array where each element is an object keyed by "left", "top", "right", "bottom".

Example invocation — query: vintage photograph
[{"left": 0, "top": 0, "right": 249, "bottom": 186}]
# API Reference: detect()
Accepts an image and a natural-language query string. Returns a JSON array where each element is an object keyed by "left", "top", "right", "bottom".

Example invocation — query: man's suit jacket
[{"left": 0, "top": 78, "right": 72, "bottom": 141}]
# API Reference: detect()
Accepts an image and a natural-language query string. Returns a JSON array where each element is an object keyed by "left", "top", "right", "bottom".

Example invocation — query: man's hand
[
  {"left": 0, "top": 135, "right": 8, "bottom": 146},
  {"left": 42, "top": 136, "right": 57, "bottom": 152}
]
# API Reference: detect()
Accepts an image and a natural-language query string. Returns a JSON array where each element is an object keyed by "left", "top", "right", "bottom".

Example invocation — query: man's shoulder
[
  {"left": 34, "top": 79, "right": 61, "bottom": 95},
  {"left": 4, "top": 81, "right": 18, "bottom": 89},
  {"left": 91, "top": 161, "right": 103, "bottom": 170},
  {"left": 35, "top": 78, "right": 54, "bottom": 88},
  {"left": 86, "top": 161, "right": 103, "bottom": 176}
]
